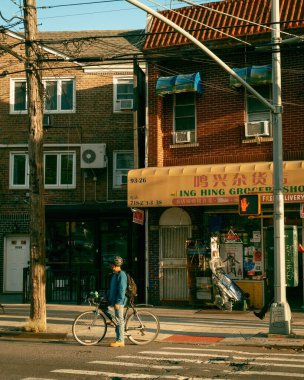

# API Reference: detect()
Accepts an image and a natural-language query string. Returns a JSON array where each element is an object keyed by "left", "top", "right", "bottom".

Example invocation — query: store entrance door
[{"left": 159, "top": 208, "right": 191, "bottom": 302}]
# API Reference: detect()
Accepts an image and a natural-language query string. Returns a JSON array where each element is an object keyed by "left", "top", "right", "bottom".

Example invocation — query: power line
[{"left": 37, "top": 0, "right": 123, "bottom": 9}]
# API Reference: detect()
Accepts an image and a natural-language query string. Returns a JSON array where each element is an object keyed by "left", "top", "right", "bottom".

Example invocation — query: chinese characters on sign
[{"left": 128, "top": 162, "right": 304, "bottom": 207}]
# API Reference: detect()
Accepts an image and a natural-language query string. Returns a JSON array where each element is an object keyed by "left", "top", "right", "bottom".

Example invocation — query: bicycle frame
[{"left": 73, "top": 296, "right": 160, "bottom": 346}]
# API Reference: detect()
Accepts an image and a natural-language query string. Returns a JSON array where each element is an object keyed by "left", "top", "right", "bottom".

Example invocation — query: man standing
[{"left": 107, "top": 256, "right": 127, "bottom": 347}]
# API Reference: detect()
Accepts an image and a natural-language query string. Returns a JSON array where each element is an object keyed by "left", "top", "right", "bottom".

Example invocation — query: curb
[
  {"left": 0, "top": 330, "right": 68, "bottom": 340},
  {"left": 1, "top": 329, "right": 304, "bottom": 349}
]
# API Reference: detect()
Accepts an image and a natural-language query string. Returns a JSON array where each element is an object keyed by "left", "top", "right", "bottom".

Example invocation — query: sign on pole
[{"left": 132, "top": 209, "right": 144, "bottom": 225}]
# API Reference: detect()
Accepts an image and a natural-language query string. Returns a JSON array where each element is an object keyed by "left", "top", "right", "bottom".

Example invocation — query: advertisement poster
[
  {"left": 219, "top": 243, "right": 243, "bottom": 279},
  {"left": 243, "top": 245, "right": 263, "bottom": 277}
]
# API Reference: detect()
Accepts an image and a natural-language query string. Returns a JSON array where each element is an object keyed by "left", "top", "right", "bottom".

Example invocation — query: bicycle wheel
[
  {"left": 72, "top": 310, "right": 107, "bottom": 346},
  {"left": 126, "top": 310, "right": 160, "bottom": 345}
]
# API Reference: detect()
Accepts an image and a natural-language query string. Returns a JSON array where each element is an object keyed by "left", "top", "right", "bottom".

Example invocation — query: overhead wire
[{"left": 37, "top": 0, "right": 124, "bottom": 9}]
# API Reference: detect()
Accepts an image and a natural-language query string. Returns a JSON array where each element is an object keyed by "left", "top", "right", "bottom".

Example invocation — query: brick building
[
  {"left": 128, "top": 0, "right": 304, "bottom": 307},
  {"left": 0, "top": 29, "right": 145, "bottom": 303}
]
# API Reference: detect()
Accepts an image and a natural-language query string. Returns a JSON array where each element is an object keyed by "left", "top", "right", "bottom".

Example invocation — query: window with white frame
[
  {"left": 113, "top": 77, "right": 134, "bottom": 112},
  {"left": 44, "top": 152, "right": 76, "bottom": 188},
  {"left": 10, "top": 151, "right": 76, "bottom": 189},
  {"left": 245, "top": 85, "right": 272, "bottom": 138},
  {"left": 10, "top": 78, "right": 75, "bottom": 114},
  {"left": 113, "top": 151, "right": 134, "bottom": 188},
  {"left": 173, "top": 92, "right": 196, "bottom": 144},
  {"left": 246, "top": 85, "right": 272, "bottom": 123},
  {"left": 10, "top": 153, "right": 29, "bottom": 188}
]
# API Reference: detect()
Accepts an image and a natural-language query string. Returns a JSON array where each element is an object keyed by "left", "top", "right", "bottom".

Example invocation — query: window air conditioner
[
  {"left": 43, "top": 114, "right": 54, "bottom": 127},
  {"left": 116, "top": 174, "right": 128, "bottom": 186},
  {"left": 119, "top": 99, "right": 133, "bottom": 110},
  {"left": 245, "top": 121, "right": 270, "bottom": 137},
  {"left": 175, "top": 130, "right": 191, "bottom": 144},
  {"left": 81, "top": 144, "right": 107, "bottom": 169}
]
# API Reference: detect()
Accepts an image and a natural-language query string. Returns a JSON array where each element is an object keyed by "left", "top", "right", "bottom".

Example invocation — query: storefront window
[
  {"left": 70, "top": 221, "right": 95, "bottom": 267},
  {"left": 46, "top": 220, "right": 96, "bottom": 268},
  {"left": 205, "top": 212, "right": 262, "bottom": 280},
  {"left": 46, "top": 221, "right": 69, "bottom": 265},
  {"left": 100, "top": 219, "right": 129, "bottom": 288}
]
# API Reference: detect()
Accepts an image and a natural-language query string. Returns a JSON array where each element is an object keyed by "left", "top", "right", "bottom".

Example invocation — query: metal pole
[{"left": 269, "top": 0, "right": 291, "bottom": 335}]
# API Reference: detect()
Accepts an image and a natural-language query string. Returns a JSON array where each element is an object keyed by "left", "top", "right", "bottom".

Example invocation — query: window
[
  {"left": 10, "top": 78, "right": 75, "bottom": 114},
  {"left": 10, "top": 153, "right": 29, "bottom": 188},
  {"left": 113, "top": 77, "right": 134, "bottom": 112},
  {"left": 10, "top": 151, "right": 76, "bottom": 189},
  {"left": 44, "top": 152, "right": 76, "bottom": 188},
  {"left": 246, "top": 85, "right": 271, "bottom": 123},
  {"left": 113, "top": 151, "right": 134, "bottom": 188},
  {"left": 173, "top": 92, "right": 196, "bottom": 144}
]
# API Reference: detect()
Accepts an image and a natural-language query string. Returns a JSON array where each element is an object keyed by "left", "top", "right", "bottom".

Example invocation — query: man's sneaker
[
  {"left": 110, "top": 341, "right": 125, "bottom": 347},
  {"left": 254, "top": 311, "right": 265, "bottom": 320}
]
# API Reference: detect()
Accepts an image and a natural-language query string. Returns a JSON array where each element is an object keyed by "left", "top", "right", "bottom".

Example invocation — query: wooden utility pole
[{"left": 23, "top": 0, "right": 47, "bottom": 332}]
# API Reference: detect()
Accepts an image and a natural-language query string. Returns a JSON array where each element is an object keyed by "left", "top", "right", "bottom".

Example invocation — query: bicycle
[{"left": 72, "top": 291, "right": 160, "bottom": 346}]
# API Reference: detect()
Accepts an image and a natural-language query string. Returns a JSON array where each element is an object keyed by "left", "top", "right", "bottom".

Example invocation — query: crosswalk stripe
[
  {"left": 52, "top": 369, "right": 210, "bottom": 379},
  {"left": 140, "top": 350, "right": 304, "bottom": 363},
  {"left": 224, "top": 369, "right": 304, "bottom": 378},
  {"left": 52, "top": 369, "right": 156, "bottom": 378},
  {"left": 119, "top": 355, "right": 217, "bottom": 363},
  {"left": 118, "top": 354, "right": 304, "bottom": 369},
  {"left": 162, "top": 347, "right": 304, "bottom": 357},
  {"left": 90, "top": 360, "right": 182, "bottom": 369}
]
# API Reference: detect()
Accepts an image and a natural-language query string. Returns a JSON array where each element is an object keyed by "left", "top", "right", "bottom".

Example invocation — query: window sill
[
  {"left": 170, "top": 142, "right": 199, "bottom": 148},
  {"left": 242, "top": 137, "right": 273, "bottom": 144}
]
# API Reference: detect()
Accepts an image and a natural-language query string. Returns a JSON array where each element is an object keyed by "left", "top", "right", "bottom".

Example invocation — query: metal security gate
[{"left": 159, "top": 225, "right": 191, "bottom": 301}]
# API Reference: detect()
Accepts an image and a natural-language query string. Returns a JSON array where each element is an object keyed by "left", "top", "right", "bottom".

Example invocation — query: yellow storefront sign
[{"left": 128, "top": 161, "right": 304, "bottom": 207}]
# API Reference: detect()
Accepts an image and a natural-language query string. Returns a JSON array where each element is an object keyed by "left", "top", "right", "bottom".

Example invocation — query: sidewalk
[{"left": 1, "top": 295, "right": 304, "bottom": 348}]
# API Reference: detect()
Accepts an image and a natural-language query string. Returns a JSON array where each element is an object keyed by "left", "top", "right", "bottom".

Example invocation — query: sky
[{"left": 1, "top": 0, "right": 221, "bottom": 32}]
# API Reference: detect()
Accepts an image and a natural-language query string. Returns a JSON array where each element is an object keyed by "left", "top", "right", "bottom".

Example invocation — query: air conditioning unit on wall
[
  {"left": 175, "top": 130, "right": 191, "bottom": 144},
  {"left": 245, "top": 120, "right": 270, "bottom": 138},
  {"left": 119, "top": 99, "right": 133, "bottom": 110},
  {"left": 81, "top": 144, "right": 107, "bottom": 168},
  {"left": 43, "top": 114, "right": 54, "bottom": 127},
  {"left": 116, "top": 174, "right": 128, "bottom": 186}
]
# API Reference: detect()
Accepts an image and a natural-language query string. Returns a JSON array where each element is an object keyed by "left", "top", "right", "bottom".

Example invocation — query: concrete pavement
[{"left": 1, "top": 295, "right": 304, "bottom": 348}]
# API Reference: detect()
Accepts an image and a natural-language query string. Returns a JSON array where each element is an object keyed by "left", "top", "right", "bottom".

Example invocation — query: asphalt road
[{"left": 1, "top": 338, "right": 304, "bottom": 379}]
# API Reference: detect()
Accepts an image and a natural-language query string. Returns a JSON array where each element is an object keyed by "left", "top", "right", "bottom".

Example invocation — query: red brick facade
[{"left": 0, "top": 31, "right": 144, "bottom": 301}]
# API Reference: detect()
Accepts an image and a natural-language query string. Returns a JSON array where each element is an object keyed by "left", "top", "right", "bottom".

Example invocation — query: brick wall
[
  {"left": 0, "top": 36, "right": 135, "bottom": 293},
  {"left": 147, "top": 49, "right": 304, "bottom": 168}
]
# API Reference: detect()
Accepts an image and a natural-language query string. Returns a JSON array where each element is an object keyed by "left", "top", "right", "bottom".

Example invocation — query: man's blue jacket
[{"left": 107, "top": 270, "right": 127, "bottom": 306}]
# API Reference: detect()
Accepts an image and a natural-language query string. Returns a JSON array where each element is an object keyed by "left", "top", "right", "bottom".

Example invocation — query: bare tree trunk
[{"left": 23, "top": 0, "right": 46, "bottom": 332}]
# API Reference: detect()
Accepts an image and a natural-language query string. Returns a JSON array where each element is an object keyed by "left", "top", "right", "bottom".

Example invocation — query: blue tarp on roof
[
  {"left": 230, "top": 64, "right": 272, "bottom": 88},
  {"left": 156, "top": 72, "right": 203, "bottom": 96}
]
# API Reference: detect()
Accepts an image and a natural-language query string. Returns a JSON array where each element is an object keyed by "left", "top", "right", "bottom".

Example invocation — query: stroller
[{"left": 210, "top": 256, "right": 249, "bottom": 311}]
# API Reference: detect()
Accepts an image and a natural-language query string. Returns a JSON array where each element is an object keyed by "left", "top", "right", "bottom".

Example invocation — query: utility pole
[
  {"left": 126, "top": 0, "right": 291, "bottom": 334},
  {"left": 23, "top": 0, "right": 47, "bottom": 332},
  {"left": 269, "top": 0, "right": 291, "bottom": 334}
]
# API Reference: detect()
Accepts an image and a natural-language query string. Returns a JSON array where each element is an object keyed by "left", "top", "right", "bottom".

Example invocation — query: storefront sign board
[{"left": 128, "top": 161, "right": 304, "bottom": 207}]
